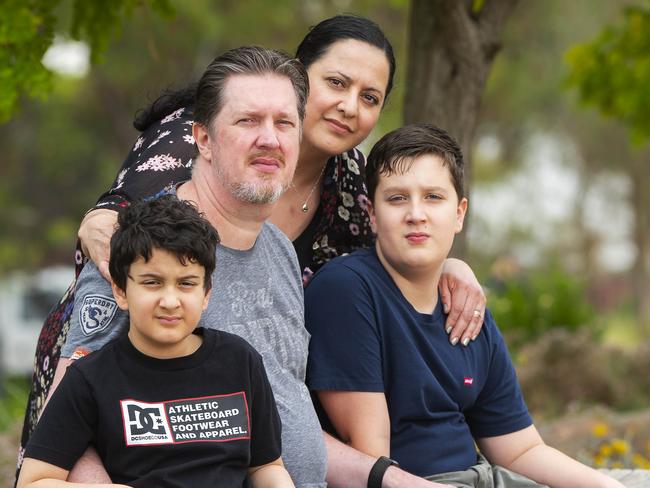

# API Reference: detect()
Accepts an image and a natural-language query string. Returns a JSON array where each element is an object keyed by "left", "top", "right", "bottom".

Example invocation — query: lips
[
  {"left": 324, "top": 117, "right": 352, "bottom": 134},
  {"left": 249, "top": 153, "right": 283, "bottom": 173},
  {"left": 157, "top": 315, "right": 181, "bottom": 325},
  {"left": 405, "top": 232, "right": 429, "bottom": 244}
]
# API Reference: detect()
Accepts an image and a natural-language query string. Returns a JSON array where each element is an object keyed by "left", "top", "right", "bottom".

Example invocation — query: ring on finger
[{"left": 473, "top": 309, "right": 482, "bottom": 318}]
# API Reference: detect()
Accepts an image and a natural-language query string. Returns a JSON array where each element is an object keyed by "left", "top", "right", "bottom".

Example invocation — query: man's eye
[
  {"left": 179, "top": 281, "right": 198, "bottom": 288},
  {"left": 426, "top": 193, "right": 443, "bottom": 200},
  {"left": 143, "top": 280, "right": 161, "bottom": 286},
  {"left": 387, "top": 195, "right": 406, "bottom": 202}
]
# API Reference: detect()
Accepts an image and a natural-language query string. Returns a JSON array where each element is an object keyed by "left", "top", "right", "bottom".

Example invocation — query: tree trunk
[
  {"left": 403, "top": 0, "right": 520, "bottom": 257},
  {"left": 630, "top": 152, "right": 650, "bottom": 330}
]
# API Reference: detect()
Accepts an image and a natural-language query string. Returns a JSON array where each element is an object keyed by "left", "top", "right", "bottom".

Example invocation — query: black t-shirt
[{"left": 26, "top": 328, "right": 281, "bottom": 487}]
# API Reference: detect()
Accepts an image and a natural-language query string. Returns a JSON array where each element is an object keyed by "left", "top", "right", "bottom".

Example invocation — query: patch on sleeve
[
  {"left": 70, "top": 347, "right": 91, "bottom": 361},
  {"left": 79, "top": 294, "right": 118, "bottom": 336}
]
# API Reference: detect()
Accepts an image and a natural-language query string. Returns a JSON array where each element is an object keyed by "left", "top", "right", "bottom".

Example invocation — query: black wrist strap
[{"left": 368, "top": 456, "right": 399, "bottom": 488}]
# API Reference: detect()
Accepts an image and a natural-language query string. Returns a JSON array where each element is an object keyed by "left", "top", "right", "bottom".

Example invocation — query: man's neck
[
  {"left": 177, "top": 158, "right": 272, "bottom": 250},
  {"left": 375, "top": 246, "right": 442, "bottom": 315}
]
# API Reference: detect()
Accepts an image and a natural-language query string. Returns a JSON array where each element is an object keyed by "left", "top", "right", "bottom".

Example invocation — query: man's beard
[{"left": 214, "top": 163, "right": 289, "bottom": 205}]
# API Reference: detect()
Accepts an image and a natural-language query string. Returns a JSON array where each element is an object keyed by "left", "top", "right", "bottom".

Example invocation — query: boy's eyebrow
[
  {"left": 128, "top": 272, "right": 203, "bottom": 280},
  {"left": 380, "top": 184, "right": 450, "bottom": 194}
]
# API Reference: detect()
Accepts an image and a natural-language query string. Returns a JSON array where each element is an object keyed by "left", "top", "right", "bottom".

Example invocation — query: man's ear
[
  {"left": 367, "top": 200, "right": 377, "bottom": 234},
  {"left": 193, "top": 123, "right": 212, "bottom": 163},
  {"left": 455, "top": 197, "right": 468, "bottom": 234},
  {"left": 111, "top": 281, "right": 129, "bottom": 311}
]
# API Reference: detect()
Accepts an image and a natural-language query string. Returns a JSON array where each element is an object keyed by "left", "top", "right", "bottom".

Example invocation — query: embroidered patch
[
  {"left": 79, "top": 294, "right": 117, "bottom": 336},
  {"left": 121, "top": 392, "right": 250, "bottom": 446}
]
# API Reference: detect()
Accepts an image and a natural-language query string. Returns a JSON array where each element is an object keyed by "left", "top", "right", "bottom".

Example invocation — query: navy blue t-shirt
[{"left": 305, "top": 248, "right": 532, "bottom": 477}]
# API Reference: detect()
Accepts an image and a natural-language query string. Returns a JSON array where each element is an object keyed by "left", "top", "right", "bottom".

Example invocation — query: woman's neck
[{"left": 268, "top": 143, "right": 330, "bottom": 240}]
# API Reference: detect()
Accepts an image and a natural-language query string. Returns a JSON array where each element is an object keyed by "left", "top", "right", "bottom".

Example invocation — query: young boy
[
  {"left": 304, "top": 124, "right": 623, "bottom": 488},
  {"left": 18, "top": 196, "right": 294, "bottom": 487}
]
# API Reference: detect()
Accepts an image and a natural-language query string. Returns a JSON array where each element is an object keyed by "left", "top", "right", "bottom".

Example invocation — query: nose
[
  {"left": 159, "top": 287, "right": 181, "bottom": 309},
  {"left": 336, "top": 91, "right": 358, "bottom": 118},
  {"left": 406, "top": 201, "right": 426, "bottom": 224},
  {"left": 256, "top": 120, "right": 280, "bottom": 149}
]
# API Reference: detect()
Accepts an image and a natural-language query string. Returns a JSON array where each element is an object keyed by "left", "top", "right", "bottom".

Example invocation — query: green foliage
[
  {"left": 0, "top": 0, "right": 173, "bottom": 123},
  {"left": 566, "top": 2, "right": 650, "bottom": 143},
  {"left": 488, "top": 263, "right": 596, "bottom": 351},
  {"left": 0, "top": 376, "right": 29, "bottom": 432}
]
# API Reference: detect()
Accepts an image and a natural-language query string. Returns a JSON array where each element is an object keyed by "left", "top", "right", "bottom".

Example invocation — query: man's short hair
[
  {"left": 194, "top": 46, "right": 309, "bottom": 129},
  {"left": 109, "top": 196, "right": 220, "bottom": 292},
  {"left": 366, "top": 124, "right": 465, "bottom": 201}
]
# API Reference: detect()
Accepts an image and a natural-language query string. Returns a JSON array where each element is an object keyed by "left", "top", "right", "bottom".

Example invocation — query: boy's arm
[
  {"left": 477, "top": 425, "right": 624, "bottom": 488},
  {"left": 317, "top": 391, "right": 390, "bottom": 458},
  {"left": 248, "top": 458, "right": 294, "bottom": 488},
  {"left": 17, "top": 458, "right": 128, "bottom": 488},
  {"left": 323, "top": 434, "right": 454, "bottom": 488}
]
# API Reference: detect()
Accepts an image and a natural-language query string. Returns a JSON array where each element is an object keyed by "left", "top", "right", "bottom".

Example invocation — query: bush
[{"left": 488, "top": 263, "right": 596, "bottom": 351}]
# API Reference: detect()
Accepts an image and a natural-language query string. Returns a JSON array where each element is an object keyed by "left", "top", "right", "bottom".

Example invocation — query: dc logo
[
  {"left": 79, "top": 294, "right": 117, "bottom": 336},
  {"left": 127, "top": 404, "right": 167, "bottom": 435},
  {"left": 121, "top": 400, "right": 172, "bottom": 446}
]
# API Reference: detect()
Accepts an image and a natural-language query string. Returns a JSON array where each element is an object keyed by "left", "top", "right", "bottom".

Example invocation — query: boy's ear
[
  {"left": 193, "top": 123, "right": 212, "bottom": 163},
  {"left": 202, "top": 288, "right": 212, "bottom": 311},
  {"left": 455, "top": 197, "right": 468, "bottom": 234},
  {"left": 367, "top": 200, "right": 377, "bottom": 234},
  {"left": 111, "top": 281, "right": 129, "bottom": 311}
]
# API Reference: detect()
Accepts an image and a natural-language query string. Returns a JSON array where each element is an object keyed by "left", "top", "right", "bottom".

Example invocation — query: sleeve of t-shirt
[
  {"left": 92, "top": 108, "right": 196, "bottom": 212},
  {"left": 61, "top": 262, "right": 129, "bottom": 358},
  {"left": 465, "top": 309, "right": 533, "bottom": 439},
  {"left": 25, "top": 365, "right": 97, "bottom": 470},
  {"left": 248, "top": 351, "right": 283, "bottom": 467},
  {"left": 305, "top": 261, "right": 384, "bottom": 392}
]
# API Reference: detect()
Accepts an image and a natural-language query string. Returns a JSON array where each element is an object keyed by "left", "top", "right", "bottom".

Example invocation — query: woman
[{"left": 19, "top": 15, "right": 486, "bottom": 467}]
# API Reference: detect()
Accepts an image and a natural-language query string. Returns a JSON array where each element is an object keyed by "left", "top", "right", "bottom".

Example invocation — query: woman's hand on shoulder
[
  {"left": 78, "top": 209, "right": 118, "bottom": 282},
  {"left": 439, "top": 258, "right": 486, "bottom": 347}
]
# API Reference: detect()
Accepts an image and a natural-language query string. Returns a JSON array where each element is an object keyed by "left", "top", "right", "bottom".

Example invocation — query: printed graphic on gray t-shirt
[{"left": 64, "top": 223, "right": 327, "bottom": 487}]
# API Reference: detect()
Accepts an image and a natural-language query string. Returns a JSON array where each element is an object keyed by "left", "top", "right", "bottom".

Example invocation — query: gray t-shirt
[{"left": 64, "top": 222, "right": 327, "bottom": 487}]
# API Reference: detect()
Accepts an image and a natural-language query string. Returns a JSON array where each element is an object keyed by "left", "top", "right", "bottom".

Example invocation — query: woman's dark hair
[
  {"left": 133, "top": 84, "right": 197, "bottom": 132},
  {"left": 295, "top": 14, "right": 396, "bottom": 99},
  {"left": 109, "top": 195, "right": 220, "bottom": 293}
]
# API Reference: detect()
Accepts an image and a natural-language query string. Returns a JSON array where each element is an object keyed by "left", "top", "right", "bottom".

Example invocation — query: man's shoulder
[{"left": 206, "top": 328, "right": 260, "bottom": 360}]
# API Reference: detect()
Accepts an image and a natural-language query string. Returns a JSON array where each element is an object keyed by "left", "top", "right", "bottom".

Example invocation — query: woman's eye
[
  {"left": 143, "top": 280, "right": 160, "bottom": 286},
  {"left": 327, "top": 78, "right": 344, "bottom": 88},
  {"left": 363, "top": 93, "right": 380, "bottom": 106}
]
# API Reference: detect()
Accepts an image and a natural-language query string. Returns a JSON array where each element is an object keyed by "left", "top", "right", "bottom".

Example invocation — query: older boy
[
  {"left": 305, "top": 124, "right": 623, "bottom": 488},
  {"left": 18, "top": 196, "right": 293, "bottom": 487}
]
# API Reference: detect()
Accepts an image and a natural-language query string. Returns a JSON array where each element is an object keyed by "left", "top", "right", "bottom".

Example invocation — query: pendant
[{"left": 301, "top": 203, "right": 309, "bottom": 212}]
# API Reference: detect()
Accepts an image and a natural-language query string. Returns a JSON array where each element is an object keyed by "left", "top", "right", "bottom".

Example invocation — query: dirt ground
[{"left": 1, "top": 407, "right": 649, "bottom": 487}]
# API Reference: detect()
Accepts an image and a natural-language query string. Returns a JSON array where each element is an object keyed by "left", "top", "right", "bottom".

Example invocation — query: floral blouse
[{"left": 94, "top": 106, "right": 374, "bottom": 284}]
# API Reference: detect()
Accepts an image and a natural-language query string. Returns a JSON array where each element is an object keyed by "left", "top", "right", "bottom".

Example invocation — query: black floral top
[{"left": 94, "top": 107, "right": 374, "bottom": 284}]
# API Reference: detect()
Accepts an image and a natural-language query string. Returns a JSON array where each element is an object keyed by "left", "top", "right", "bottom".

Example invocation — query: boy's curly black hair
[{"left": 109, "top": 195, "right": 220, "bottom": 292}]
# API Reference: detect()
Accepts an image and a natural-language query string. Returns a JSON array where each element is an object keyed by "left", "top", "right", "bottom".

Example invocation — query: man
[{"left": 44, "top": 47, "right": 452, "bottom": 488}]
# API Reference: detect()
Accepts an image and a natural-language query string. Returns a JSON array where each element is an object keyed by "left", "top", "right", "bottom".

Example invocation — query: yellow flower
[
  {"left": 611, "top": 439, "right": 630, "bottom": 455},
  {"left": 593, "top": 455, "right": 606, "bottom": 467},
  {"left": 591, "top": 422, "right": 609, "bottom": 438},
  {"left": 632, "top": 453, "right": 650, "bottom": 469},
  {"left": 599, "top": 444, "right": 613, "bottom": 457}
]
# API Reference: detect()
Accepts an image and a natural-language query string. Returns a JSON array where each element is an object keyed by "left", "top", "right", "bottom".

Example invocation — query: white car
[{"left": 0, "top": 266, "right": 73, "bottom": 376}]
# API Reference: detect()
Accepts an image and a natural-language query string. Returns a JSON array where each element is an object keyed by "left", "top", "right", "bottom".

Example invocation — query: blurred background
[{"left": 1, "top": 0, "right": 649, "bottom": 482}]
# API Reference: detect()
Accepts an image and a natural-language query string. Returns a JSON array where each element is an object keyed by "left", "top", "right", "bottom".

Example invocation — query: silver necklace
[{"left": 300, "top": 163, "right": 327, "bottom": 213}]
